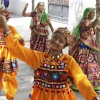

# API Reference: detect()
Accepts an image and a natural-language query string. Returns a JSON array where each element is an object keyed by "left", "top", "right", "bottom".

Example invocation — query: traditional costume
[
  {"left": 29, "top": 2, "right": 50, "bottom": 52},
  {"left": 0, "top": 9, "right": 24, "bottom": 100},
  {"left": 4, "top": 27, "right": 98, "bottom": 100},
  {"left": 69, "top": 7, "right": 100, "bottom": 91}
]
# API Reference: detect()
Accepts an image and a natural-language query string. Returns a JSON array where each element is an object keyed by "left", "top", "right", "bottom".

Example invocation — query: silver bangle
[
  {"left": 3, "top": 30, "right": 11, "bottom": 37},
  {"left": 93, "top": 97, "right": 100, "bottom": 100}
]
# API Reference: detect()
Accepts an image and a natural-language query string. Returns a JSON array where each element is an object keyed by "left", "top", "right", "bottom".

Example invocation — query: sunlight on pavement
[{"left": 0, "top": 96, "right": 6, "bottom": 100}]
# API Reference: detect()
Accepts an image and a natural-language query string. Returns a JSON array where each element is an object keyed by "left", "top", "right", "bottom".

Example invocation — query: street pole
[
  {"left": 96, "top": 0, "right": 100, "bottom": 65},
  {"left": 32, "top": 0, "right": 34, "bottom": 11}
]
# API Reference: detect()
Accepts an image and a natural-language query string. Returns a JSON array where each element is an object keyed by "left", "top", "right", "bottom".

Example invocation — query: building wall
[
  {"left": 7, "top": 0, "right": 32, "bottom": 15},
  {"left": 4, "top": 0, "right": 96, "bottom": 30},
  {"left": 69, "top": 0, "right": 96, "bottom": 31},
  {"left": 6, "top": 0, "right": 48, "bottom": 15}
]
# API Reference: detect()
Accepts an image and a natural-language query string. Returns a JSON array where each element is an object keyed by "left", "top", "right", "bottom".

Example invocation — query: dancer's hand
[
  {"left": 25, "top": 3, "right": 28, "bottom": 9},
  {"left": 0, "top": 14, "right": 9, "bottom": 32},
  {"left": 0, "top": 14, "right": 4, "bottom": 26},
  {"left": 18, "top": 38, "right": 25, "bottom": 46}
]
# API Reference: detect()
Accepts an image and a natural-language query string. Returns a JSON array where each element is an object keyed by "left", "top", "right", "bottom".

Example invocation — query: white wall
[
  {"left": 8, "top": 0, "right": 32, "bottom": 15},
  {"left": 7, "top": 0, "right": 48, "bottom": 15},
  {"left": 69, "top": 0, "right": 96, "bottom": 32}
]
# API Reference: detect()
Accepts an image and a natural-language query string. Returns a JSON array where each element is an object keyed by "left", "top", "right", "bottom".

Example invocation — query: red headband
[{"left": 54, "top": 27, "right": 72, "bottom": 45}]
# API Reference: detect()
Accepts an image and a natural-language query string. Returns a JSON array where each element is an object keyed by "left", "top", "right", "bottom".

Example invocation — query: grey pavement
[{"left": 0, "top": 14, "right": 100, "bottom": 100}]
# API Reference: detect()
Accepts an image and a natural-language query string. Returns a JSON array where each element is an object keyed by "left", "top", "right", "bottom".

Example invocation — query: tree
[{"left": 96, "top": 0, "right": 100, "bottom": 65}]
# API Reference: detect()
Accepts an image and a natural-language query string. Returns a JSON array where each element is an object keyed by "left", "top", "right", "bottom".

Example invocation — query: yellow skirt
[{"left": 28, "top": 85, "right": 77, "bottom": 100}]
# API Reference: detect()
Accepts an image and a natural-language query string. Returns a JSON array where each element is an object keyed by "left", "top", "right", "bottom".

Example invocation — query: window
[{"left": 48, "top": 0, "right": 69, "bottom": 23}]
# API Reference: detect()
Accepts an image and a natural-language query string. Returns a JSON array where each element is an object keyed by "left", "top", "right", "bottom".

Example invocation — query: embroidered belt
[
  {"left": 0, "top": 58, "right": 18, "bottom": 73},
  {"left": 34, "top": 80, "right": 66, "bottom": 89},
  {"left": 32, "top": 32, "right": 49, "bottom": 36},
  {"left": 0, "top": 41, "right": 6, "bottom": 45}
]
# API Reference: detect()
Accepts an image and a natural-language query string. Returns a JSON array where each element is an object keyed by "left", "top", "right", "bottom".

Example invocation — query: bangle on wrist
[
  {"left": 93, "top": 97, "right": 100, "bottom": 100},
  {"left": 3, "top": 30, "right": 11, "bottom": 37},
  {"left": 97, "top": 15, "right": 100, "bottom": 20}
]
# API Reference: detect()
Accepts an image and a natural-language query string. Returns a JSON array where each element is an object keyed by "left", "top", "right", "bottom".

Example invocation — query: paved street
[{"left": 0, "top": 14, "right": 100, "bottom": 100}]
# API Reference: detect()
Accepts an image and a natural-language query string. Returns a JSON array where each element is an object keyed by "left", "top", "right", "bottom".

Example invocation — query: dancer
[
  {"left": 0, "top": 9, "right": 24, "bottom": 100},
  {"left": 0, "top": 14, "right": 99, "bottom": 99},
  {"left": 22, "top": 2, "right": 54, "bottom": 51},
  {"left": 69, "top": 7, "right": 100, "bottom": 91}
]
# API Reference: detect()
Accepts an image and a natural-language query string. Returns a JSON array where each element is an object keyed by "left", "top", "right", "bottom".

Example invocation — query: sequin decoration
[
  {"left": 34, "top": 81, "right": 66, "bottom": 89},
  {"left": 0, "top": 58, "right": 18, "bottom": 73},
  {"left": 52, "top": 73, "right": 59, "bottom": 80},
  {"left": 12, "top": 62, "right": 16, "bottom": 68},
  {"left": 48, "top": 51, "right": 63, "bottom": 60},
  {"left": 42, "top": 64, "right": 66, "bottom": 70},
  {"left": 29, "top": 94, "right": 32, "bottom": 98},
  {"left": 34, "top": 68, "right": 68, "bottom": 83},
  {"left": 33, "top": 52, "right": 69, "bottom": 89}
]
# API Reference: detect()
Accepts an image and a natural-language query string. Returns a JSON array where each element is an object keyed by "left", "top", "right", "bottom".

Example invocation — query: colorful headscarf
[
  {"left": 72, "top": 7, "right": 94, "bottom": 41},
  {"left": 34, "top": 2, "right": 49, "bottom": 23},
  {"left": 53, "top": 27, "right": 72, "bottom": 46}
]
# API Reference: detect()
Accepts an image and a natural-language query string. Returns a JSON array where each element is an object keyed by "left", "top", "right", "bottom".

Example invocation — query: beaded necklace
[
  {"left": 48, "top": 51, "right": 63, "bottom": 61},
  {"left": 37, "top": 12, "right": 43, "bottom": 26}
]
